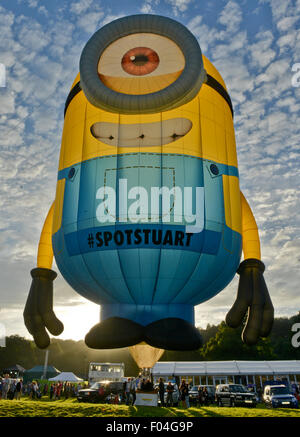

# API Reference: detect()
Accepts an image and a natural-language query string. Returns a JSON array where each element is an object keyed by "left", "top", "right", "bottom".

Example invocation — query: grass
[{"left": 0, "top": 397, "right": 300, "bottom": 417}]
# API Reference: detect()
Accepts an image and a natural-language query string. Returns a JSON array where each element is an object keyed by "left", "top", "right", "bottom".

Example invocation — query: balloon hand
[
  {"left": 225, "top": 259, "right": 274, "bottom": 345},
  {"left": 23, "top": 268, "right": 64, "bottom": 349}
]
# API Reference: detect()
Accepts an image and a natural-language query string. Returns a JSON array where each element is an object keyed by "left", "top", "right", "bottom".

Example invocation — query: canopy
[
  {"left": 151, "top": 361, "right": 300, "bottom": 377},
  {"left": 23, "top": 365, "right": 60, "bottom": 383},
  {"left": 3, "top": 364, "right": 26, "bottom": 373},
  {"left": 48, "top": 372, "right": 83, "bottom": 382}
]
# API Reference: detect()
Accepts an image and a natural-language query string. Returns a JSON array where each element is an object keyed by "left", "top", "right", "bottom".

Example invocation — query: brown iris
[{"left": 121, "top": 47, "right": 159, "bottom": 76}]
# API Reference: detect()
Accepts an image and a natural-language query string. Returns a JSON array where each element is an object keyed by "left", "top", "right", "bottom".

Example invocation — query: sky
[{"left": 0, "top": 0, "right": 299, "bottom": 342}]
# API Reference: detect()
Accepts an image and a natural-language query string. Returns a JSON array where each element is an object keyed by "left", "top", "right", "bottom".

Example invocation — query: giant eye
[
  {"left": 97, "top": 34, "right": 185, "bottom": 95},
  {"left": 80, "top": 15, "right": 205, "bottom": 114},
  {"left": 121, "top": 47, "right": 160, "bottom": 76}
]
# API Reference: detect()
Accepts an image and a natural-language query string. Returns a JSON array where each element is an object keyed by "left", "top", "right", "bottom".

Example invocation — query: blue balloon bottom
[
  {"left": 100, "top": 303, "right": 194, "bottom": 326},
  {"left": 53, "top": 153, "right": 242, "bottom": 327}
]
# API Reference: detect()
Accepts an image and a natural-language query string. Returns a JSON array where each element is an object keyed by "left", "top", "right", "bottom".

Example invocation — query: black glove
[
  {"left": 225, "top": 259, "right": 274, "bottom": 345},
  {"left": 23, "top": 268, "right": 64, "bottom": 349}
]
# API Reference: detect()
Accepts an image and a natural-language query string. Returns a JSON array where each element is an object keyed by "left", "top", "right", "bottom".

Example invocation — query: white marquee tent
[
  {"left": 48, "top": 372, "right": 83, "bottom": 382},
  {"left": 151, "top": 361, "right": 300, "bottom": 386}
]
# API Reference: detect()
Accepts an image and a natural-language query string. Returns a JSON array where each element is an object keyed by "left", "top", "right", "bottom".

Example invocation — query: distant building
[
  {"left": 151, "top": 361, "right": 300, "bottom": 387},
  {"left": 88, "top": 362, "right": 125, "bottom": 383}
]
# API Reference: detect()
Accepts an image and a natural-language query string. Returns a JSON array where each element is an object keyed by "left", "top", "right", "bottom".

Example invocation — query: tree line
[{"left": 1, "top": 312, "right": 299, "bottom": 378}]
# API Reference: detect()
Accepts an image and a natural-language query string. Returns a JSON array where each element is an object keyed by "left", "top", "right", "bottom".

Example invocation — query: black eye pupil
[
  {"left": 132, "top": 54, "right": 148, "bottom": 66},
  {"left": 68, "top": 167, "right": 75, "bottom": 179}
]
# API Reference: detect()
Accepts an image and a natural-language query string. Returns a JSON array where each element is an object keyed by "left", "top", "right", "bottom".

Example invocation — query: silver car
[{"left": 263, "top": 385, "right": 299, "bottom": 408}]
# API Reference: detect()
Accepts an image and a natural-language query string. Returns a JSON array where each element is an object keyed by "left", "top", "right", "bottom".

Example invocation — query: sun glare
[{"left": 55, "top": 301, "right": 100, "bottom": 341}]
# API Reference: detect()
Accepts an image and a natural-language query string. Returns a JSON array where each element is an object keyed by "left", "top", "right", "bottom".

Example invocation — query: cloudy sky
[{"left": 0, "top": 0, "right": 299, "bottom": 342}]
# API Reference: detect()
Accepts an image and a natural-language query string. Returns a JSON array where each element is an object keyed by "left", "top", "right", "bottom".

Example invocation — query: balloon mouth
[{"left": 90, "top": 118, "right": 192, "bottom": 147}]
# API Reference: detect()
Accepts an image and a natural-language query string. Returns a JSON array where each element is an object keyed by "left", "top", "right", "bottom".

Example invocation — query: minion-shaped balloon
[{"left": 24, "top": 15, "right": 274, "bottom": 351}]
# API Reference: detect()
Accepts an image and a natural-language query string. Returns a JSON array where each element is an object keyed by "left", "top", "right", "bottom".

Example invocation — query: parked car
[
  {"left": 246, "top": 385, "right": 261, "bottom": 403},
  {"left": 77, "top": 381, "right": 124, "bottom": 403},
  {"left": 189, "top": 385, "right": 200, "bottom": 404},
  {"left": 263, "top": 385, "right": 299, "bottom": 409},
  {"left": 189, "top": 385, "right": 216, "bottom": 405},
  {"left": 154, "top": 382, "right": 179, "bottom": 406},
  {"left": 215, "top": 384, "right": 256, "bottom": 407}
]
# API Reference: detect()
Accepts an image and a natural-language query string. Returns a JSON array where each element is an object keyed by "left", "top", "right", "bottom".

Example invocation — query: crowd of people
[
  {"left": 0, "top": 375, "right": 84, "bottom": 401},
  {"left": 158, "top": 378, "right": 207, "bottom": 408},
  {"left": 123, "top": 376, "right": 154, "bottom": 405},
  {"left": 5, "top": 373, "right": 298, "bottom": 409},
  {"left": 122, "top": 375, "right": 193, "bottom": 408},
  {"left": 0, "top": 373, "right": 206, "bottom": 409}
]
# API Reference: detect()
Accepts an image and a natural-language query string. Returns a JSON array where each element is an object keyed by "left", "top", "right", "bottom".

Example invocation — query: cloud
[
  {"left": 16, "top": 17, "right": 50, "bottom": 52},
  {"left": 249, "top": 30, "right": 276, "bottom": 70},
  {"left": 70, "top": 0, "right": 94, "bottom": 15},
  {"left": 166, "top": 0, "right": 193, "bottom": 15},
  {"left": 101, "top": 14, "right": 126, "bottom": 26},
  {"left": 0, "top": 1, "right": 299, "bottom": 339},
  {"left": 277, "top": 16, "right": 299, "bottom": 32},
  {"left": 0, "top": 90, "right": 15, "bottom": 114},
  {"left": 261, "top": 0, "right": 293, "bottom": 21},
  {"left": 76, "top": 11, "right": 104, "bottom": 33},
  {"left": 218, "top": 0, "right": 243, "bottom": 33},
  {"left": 140, "top": 0, "right": 160, "bottom": 14},
  {"left": 27, "top": 0, "right": 38, "bottom": 8},
  {"left": 187, "top": 15, "right": 220, "bottom": 54}
]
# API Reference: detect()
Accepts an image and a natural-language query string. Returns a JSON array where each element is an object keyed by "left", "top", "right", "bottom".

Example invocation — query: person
[
  {"left": 185, "top": 384, "right": 190, "bottom": 408},
  {"left": 52, "top": 384, "right": 57, "bottom": 400},
  {"left": 140, "top": 378, "right": 146, "bottom": 390},
  {"left": 166, "top": 382, "right": 174, "bottom": 407},
  {"left": 179, "top": 380, "right": 189, "bottom": 408},
  {"left": 130, "top": 378, "right": 136, "bottom": 405},
  {"left": 198, "top": 386, "right": 204, "bottom": 406},
  {"left": 2, "top": 375, "right": 10, "bottom": 400},
  {"left": 8, "top": 379, "right": 16, "bottom": 400},
  {"left": 124, "top": 378, "right": 132, "bottom": 405},
  {"left": 97, "top": 383, "right": 104, "bottom": 403},
  {"left": 65, "top": 383, "right": 71, "bottom": 399},
  {"left": 135, "top": 374, "right": 142, "bottom": 391},
  {"left": 57, "top": 382, "right": 62, "bottom": 400},
  {"left": 158, "top": 378, "right": 165, "bottom": 407},
  {"left": 43, "top": 383, "right": 48, "bottom": 397},
  {"left": 31, "top": 381, "right": 38, "bottom": 399},
  {"left": 203, "top": 387, "right": 209, "bottom": 405},
  {"left": 49, "top": 383, "right": 54, "bottom": 400},
  {"left": 144, "top": 379, "right": 154, "bottom": 391},
  {"left": 256, "top": 386, "right": 262, "bottom": 402},
  {"left": 14, "top": 379, "right": 22, "bottom": 400},
  {"left": 36, "top": 383, "right": 42, "bottom": 399}
]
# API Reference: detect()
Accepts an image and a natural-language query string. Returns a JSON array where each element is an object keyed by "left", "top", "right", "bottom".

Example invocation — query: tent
[
  {"left": 23, "top": 365, "right": 60, "bottom": 383},
  {"left": 151, "top": 361, "right": 300, "bottom": 386},
  {"left": 2, "top": 364, "right": 26, "bottom": 377},
  {"left": 48, "top": 372, "right": 83, "bottom": 382}
]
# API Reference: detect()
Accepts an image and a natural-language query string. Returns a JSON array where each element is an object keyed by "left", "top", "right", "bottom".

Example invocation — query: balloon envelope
[{"left": 129, "top": 343, "right": 165, "bottom": 369}]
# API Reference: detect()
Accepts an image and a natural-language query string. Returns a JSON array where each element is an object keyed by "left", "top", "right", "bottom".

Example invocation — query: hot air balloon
[{"left": 24, "top": 15, "right": 273, "bottom": 368}]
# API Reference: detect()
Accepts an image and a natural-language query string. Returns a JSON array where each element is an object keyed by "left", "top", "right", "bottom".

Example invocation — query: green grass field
[{"left": 1, "top": 398, "right": 300, "bottom": 417}]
